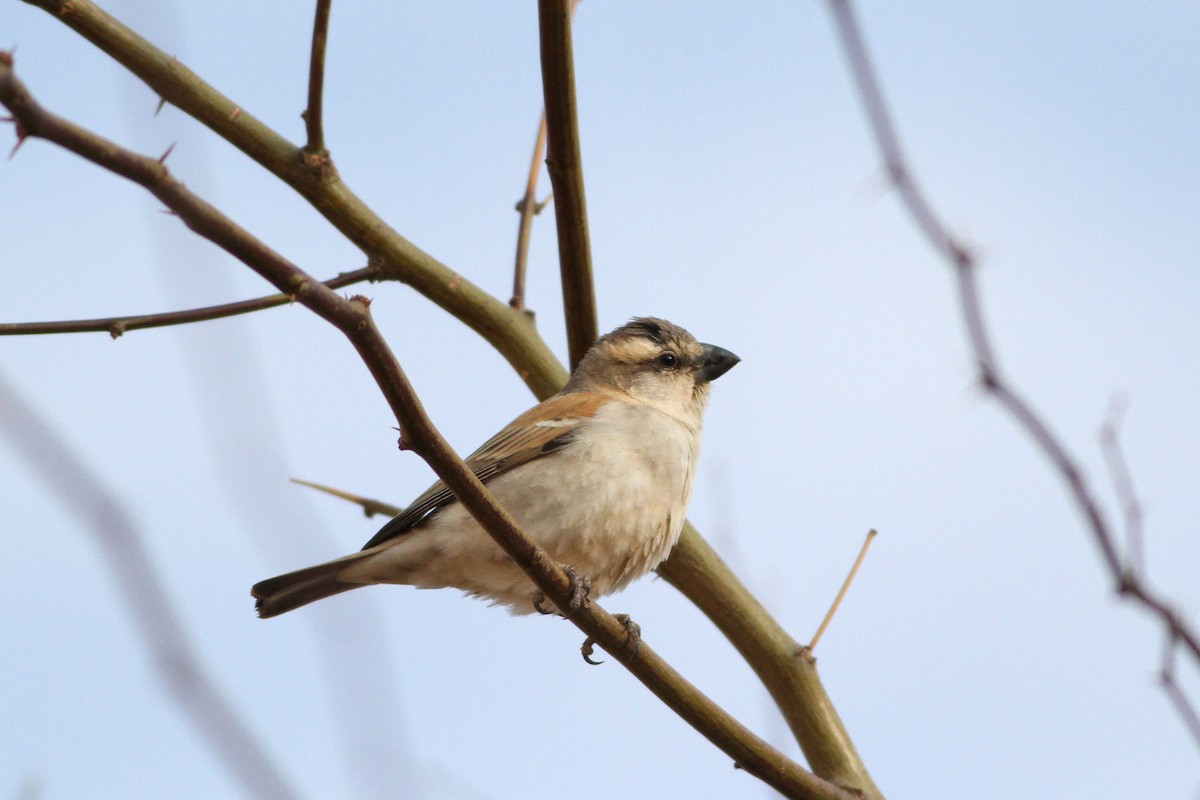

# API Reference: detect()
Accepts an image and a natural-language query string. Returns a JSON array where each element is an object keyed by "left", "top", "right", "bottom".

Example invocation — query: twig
[
  {"left": 1099, "top": 396, "right": 1145, "bottom": 577},
  {"left": 0, "top": 371, "right": 299, "bottom": 800},
  {"left": 1161, "top": 631, "right": 1200, "bottom": 750},
  {"left": 302, "top": 0, "right": 332, "bottom": 155},
  {"left": 0, "top": 266, "right": 375, "bottom": 337},
  {"left": 537, "top": 0, "right": 598, "bottom": 369},
  {"left": 510, "top": 114, "right": 548, "bottom": 311},
  {"left": 0, "top": 57, "right": 853, "bottom": 800},
  {"left": 809, "top": 530, "right": 877, "bottom": 651},
  {"left": 827, "top": 0, "right": 1200, "bottom": 728},
  {"left": 290, "top": 478, "right": 403, "bottom": 518}
]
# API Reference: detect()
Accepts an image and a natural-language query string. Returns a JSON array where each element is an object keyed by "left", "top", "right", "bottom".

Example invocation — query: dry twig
[{"left": 0, "top": 266, "right": 375, "bottom": 337}]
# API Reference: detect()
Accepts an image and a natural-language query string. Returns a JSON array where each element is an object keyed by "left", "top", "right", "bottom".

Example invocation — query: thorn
[
  {"left": 8, "top": 136, "right": 25, "bottom": 160},
  {"left": 157, "top": 141, "right": 177, "bottom": 164},
  {"left": 154, "top": 96, "right": 167, "bottom": 116}
]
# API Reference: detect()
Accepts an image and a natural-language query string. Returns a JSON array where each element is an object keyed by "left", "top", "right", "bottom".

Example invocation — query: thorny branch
[
  {"left": 827, "top": 0, "right": 1200, "bottom": 745},
  {"left": 0, "top": 266, "right": 376, "bottom": 337},
  {"left": 0, "top": 54, "right": 854, "bottom": 800}
]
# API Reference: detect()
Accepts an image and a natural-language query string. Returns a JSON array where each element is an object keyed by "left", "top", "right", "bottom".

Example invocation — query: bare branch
[
  {"left": 0, "top": 266, "right": 375, "bottom": 337},
  {"left": 658, "top": 525, "right": 884, "bottom": 798},
  {"left": 0, "top": 370, "right": 299, "bottom": 800},
  {"left": 827, "top": 0, "right": 1200, "bottom": 722},
  {"left": 302, "top": 0, "right": 332, "bottom": 155},
  {"left": 0, "top": 57, "right": 852, "bottom": 800},
  {"left": 22, "top": 0, "right": 568, "bottom": 399},
  {"left": 511, "top": 114, "right": 548, "bottom": 311},
  {"left": 537, "top": 0, "right": 597, "bottom": 369}
]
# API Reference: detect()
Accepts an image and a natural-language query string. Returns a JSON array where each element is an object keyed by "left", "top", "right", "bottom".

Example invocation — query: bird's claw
[
  {"left": 530, "top": 564, "right": 591, "bottom": 617},
  {"left": 580, "top": 613, "right": 642, "bottom": 666}
]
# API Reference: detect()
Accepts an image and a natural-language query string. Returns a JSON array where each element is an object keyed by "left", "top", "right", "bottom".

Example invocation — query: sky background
[{"left": 2, "top": 2, "right": 1198, "bottom": 798}]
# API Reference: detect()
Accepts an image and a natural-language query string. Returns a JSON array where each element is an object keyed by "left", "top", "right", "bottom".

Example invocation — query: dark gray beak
[{"left": 697, "top": 343, "right": 740, "bottom": 383}]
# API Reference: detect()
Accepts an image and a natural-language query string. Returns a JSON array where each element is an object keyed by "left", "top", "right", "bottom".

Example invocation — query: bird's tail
[{"left": 252, "top": 552, "right": 372, "bottom": 618}]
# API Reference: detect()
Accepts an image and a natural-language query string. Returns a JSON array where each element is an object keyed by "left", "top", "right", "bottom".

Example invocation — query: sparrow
[{"left": 252, "top": 317, "right": 739, "bottom": 618}]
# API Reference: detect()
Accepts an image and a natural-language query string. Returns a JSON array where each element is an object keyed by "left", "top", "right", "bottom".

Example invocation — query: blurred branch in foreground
[{"left": 0, "top": 371, "right": 299, "bottom": 800}]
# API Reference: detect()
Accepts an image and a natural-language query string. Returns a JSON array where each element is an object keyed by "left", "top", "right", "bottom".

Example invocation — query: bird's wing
[{"left": 360, "top": 391, "right": 607, "bottom": 550}]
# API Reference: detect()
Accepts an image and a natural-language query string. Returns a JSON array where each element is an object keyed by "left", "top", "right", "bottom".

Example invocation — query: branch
[
  {"left": 510, "top": 114, "right": 548, "bottom": 311},
  {"left": 302, "top": 0, "right": 332, "bottom": 155},
  {"left": 537, "top": 0, "right": 598, "bottom": 369},
  {"left": 23, "top": 0, "right": 568, "bottom": 399},
  {"left": 827, "top": 0, "right": 1200, "bottom": 723},
  {"left": 0, "top": 370, "right": 299, "bottom": 800},
  {"left": 0, "top": 266, "right": 375, "bottom": 337},
  {"left": 0, "top": 57, "right": 852, "bottom": 800}
]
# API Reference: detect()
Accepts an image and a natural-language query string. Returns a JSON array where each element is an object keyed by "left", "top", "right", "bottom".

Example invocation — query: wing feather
[{"left": 360, "top": 392, "right": 606, "bottom": 550}]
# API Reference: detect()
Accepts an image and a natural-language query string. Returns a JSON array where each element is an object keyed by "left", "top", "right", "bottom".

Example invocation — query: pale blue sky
[{"left": 2, "top": 2, "right": 1198, "bottom": 798}]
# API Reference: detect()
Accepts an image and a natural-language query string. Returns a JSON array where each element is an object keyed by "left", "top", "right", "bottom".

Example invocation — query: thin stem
[
  {"left": 809, "top": 530, "right": 877, "bottom": 651},
  {"left": 0, "top": 266, "right": 374, "bottom": 337},
  {"left": 537, "top": 0, "right": 597, "bottom": 369},
  {"left": 0, "top": 56, "right": 852, "bottom": 800},
  {"left": 302, "top": 0, "right": 333, "bottom": 154},
  {"left": 511, "top": 114, "right": 548, "bottom": 310}
]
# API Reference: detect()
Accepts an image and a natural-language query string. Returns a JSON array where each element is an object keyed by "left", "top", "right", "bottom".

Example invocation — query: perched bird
[{"left": 252, "top": 317, "right": 739, "bottom": 618}]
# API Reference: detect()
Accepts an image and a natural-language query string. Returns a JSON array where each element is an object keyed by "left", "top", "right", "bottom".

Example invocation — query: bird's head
[{"left": 567, "top": 317, "right": 740, "bottom": 420}]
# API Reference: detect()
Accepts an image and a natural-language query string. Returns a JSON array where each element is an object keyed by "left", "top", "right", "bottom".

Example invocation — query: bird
[{"left": 251, "top": 317, "right": 739, "bottom": 618}]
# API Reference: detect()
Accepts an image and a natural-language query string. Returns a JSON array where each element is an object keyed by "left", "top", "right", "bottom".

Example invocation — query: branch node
[{"left": 108, "top": 322, "right": 126, "bottom": 340}]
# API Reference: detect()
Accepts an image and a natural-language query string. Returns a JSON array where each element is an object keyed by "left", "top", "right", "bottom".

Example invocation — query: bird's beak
[{"left": 696, "top": 344, "right": 740, "bottom": 383}]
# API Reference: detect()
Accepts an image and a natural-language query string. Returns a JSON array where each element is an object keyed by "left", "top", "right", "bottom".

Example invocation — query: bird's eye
[{"left": 656, "top": 352, "right": 679, "bottom": 368}]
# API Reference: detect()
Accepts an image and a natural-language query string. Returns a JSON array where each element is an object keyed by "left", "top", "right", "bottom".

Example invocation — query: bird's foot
[
  {"left": 581, "top": 613, "right": 642, "bottom": 666},
  {"left": 531, "top": 564, "right": 591, "bottom": 617},
  {"left": 562, "top": 564, "right": 591, "bottom": 616}
]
